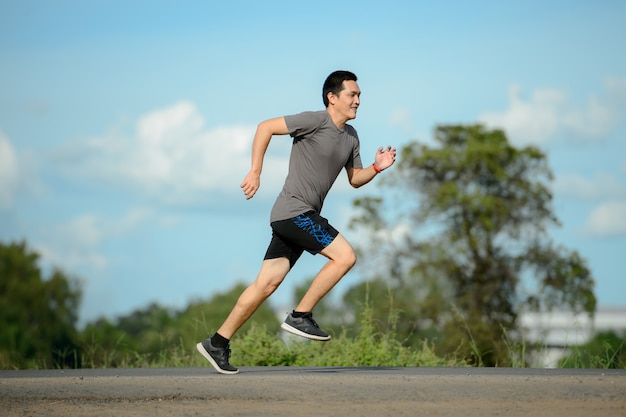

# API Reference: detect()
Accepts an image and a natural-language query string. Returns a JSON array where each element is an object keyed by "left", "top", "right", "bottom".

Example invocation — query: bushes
[
  {"left": 232, "top": 308, "right": 460, "bottom": 368},
  {"left": 78, "top": 306, "right": 462, "bottom": 369}
]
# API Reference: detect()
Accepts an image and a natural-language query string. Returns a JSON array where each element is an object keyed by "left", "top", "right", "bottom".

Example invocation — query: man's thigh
[{"left": 319, "top": 233, "right": 355, "bottom": 262}]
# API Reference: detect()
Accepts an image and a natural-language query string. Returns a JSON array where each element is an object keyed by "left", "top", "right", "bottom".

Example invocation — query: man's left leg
[
  {"left": 281, "top": 233, "right": 356, "bottom": 341},
  {"left": 295, "top": 233, "right": 356, "bottom": 312}
]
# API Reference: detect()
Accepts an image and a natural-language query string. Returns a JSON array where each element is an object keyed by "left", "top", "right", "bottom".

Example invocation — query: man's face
[{"left": 333, "top": 80, "right": 361, "bottom": 120}]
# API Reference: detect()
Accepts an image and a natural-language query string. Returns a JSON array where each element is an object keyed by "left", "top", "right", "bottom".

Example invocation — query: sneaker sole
[
  {"left": 195, "top": 342, "right": 239, "bottom": 375},
  {"left": 281, "top": 322, "right": 332, "bottom": 341}
]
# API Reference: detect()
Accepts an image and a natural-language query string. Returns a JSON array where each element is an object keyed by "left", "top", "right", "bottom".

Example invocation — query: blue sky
[{"left": 1, "top": 1, "right": 625, "bottom": 325}]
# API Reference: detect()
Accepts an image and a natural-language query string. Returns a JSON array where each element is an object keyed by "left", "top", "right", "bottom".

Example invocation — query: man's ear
[{"left": 327, "top": 92, "right": 337, "bottom": 106}]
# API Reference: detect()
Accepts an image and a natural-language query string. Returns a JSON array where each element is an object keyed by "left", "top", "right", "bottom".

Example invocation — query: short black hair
[{"left": 322, "top": 70, "right": 358, "bottom": 107}]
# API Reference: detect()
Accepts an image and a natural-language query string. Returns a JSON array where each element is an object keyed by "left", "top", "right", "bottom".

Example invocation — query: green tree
[
  {"left": 79, "top": 317, "right": 136, "bottom": 367},
  {"left": 0, "top": 241, "right": 82, "bottom": 369},
  {"left": 81, "top": 303, "right": 183, "bottom": 366},
  {"left": 116, "top": 302, "right": 177, "bottom": 356},
  {"left": 348, "top": 124, "right": 596, "bottom": 365}
]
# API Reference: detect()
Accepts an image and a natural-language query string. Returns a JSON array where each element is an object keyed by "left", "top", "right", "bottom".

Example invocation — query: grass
[
  {"left": 558, "top": 338, "right": 626, "bottom": 369},
  {"left": 77, "top": 306, "right": 465, "bottom": 369},
  {"left": 233, "top": 309, "right": 461, "bottom": 368}
]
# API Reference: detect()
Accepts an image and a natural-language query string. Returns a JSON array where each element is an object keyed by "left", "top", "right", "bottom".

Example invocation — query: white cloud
[
  {"left": 555, "top": 172, "right": 626, "bottom": 238},
  {"left": 0, "top": 131, "right": 18, "bottom": 208},
  {"left": 36, "top": 207, "right": 154, "bottom": 271},
  {"left": 554, "top": 172, "right": 626, "bottom": 200},
  {"left": 480, "top": 85, "right": 563, "bottom": 145},
  {"left": 604, "top": 75, "right": 626, "bottom": 104},
  {"left": 479, "top": 77, "right": 626, "bottom": 145},
  {"left": 389, "top": 108, "right": 413, "bottom": 134},
  {"left": 585, "top": 201, "right": 626, "bottom": 238},
  {"left": 51, "top": 101, "right": 290, "bottom": 206},
  {"left": 37, "top": 243, "right": 108, "bottom": 272}
]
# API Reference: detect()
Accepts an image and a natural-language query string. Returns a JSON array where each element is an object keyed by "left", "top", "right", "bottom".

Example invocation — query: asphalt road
[{"left": 2, "top": 367, "right": 625, "bottom": 416}]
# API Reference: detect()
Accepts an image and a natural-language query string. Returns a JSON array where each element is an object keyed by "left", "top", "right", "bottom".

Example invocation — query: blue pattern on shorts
[{"left": 293, "top": 214, "right": 334, "bottom": 247}]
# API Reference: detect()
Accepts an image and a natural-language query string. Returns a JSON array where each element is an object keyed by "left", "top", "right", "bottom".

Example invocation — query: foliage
[
  {"left": 0, "top": 240, "right": 82, "bottom": 369},
  {"left": 347, "top": 124, "right": 596, "bottom": 365},
  {"left": 80, "top": 303, "right": 462, "bottom": 369},
  {"left": 78, "top": 282, "right": 280, "bottom": 368},
  {"left": 0, "top": 232, "right": 609, "bottom": 370},
  {"left": 283, "top": 304, "right": 458, "bottom": 367},
  {"left": 79, "top": 317, "right": 137, "bottom": 368},
  {"left": 559, "top": 331, "right": 626, "bottom": 369},
  {"left": 177, "top": 282, "right": 281, "bottom": 347}
]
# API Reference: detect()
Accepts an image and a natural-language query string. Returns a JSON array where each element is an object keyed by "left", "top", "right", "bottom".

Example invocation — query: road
[{"left": 2, "top": 367, "right": 625, "bottom": 416}]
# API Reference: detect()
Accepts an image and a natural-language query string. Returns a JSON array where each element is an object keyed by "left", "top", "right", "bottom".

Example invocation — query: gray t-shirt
[{"left": 269, "top": 110, "right": 363, "bottom": 222}]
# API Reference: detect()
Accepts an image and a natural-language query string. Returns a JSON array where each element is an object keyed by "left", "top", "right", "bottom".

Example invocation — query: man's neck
[{"left": 326, "top": 108, "right": 347, "bottom": 130}]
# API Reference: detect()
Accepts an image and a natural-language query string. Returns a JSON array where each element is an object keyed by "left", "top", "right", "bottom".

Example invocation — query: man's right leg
[
  {"left": 217, "top": 257, "right": 291, "bottom": 339},
  {"left": 197, "top": 257, "right": 290, "bottom": 374}
]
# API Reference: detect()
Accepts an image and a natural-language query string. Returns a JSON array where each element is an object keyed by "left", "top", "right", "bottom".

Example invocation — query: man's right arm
[{"left": 240, "top": 117, "right": 289, "bottom": 200}]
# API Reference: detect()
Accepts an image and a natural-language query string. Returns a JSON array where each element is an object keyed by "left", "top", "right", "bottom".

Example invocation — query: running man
[{"left": 197, "top": 70, "right": 397, "bottom": 374}]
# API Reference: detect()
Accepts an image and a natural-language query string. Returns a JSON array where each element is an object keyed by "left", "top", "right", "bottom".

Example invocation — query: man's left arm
[{"left": 347, "top": 146, "right": 397, "bottom": 188}]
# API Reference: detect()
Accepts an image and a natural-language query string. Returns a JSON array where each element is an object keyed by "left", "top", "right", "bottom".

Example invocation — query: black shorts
[{"left": 264, "top": 211, "right": 339, "bottom": 268}]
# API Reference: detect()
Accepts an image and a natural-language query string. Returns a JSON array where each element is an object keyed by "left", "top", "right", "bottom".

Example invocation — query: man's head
[{"left": 323, "top": 70, "right": 358, "bottom": 108}]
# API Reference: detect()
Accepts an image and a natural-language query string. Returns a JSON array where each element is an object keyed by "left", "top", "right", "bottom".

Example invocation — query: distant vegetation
[
  {"left": 1, "top": 239, "right": 623, "bottom": 370},
  {"left": 2, "top": 124, "right": 622, "bottom": 370}
]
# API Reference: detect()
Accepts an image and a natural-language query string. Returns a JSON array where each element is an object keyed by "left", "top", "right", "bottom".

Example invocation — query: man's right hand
[{"left": 240, "top": 171, "right": 260, "bottom": 200}]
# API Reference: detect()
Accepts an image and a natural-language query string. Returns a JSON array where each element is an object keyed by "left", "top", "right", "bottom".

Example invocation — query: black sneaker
[
  {"left": 196, "top": 338, "right": 239, "bottom": 375},
  {"left": 281, "top": 312, "right": 331, "bottom": 341}
]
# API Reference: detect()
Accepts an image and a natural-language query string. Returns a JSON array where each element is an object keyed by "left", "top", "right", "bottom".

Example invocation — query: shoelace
[
  {"left": 302, "top": 313, "right": 320, "bottom": 328},
  {"left": 213, "top": 346, "right": 231, "bottom": 359}
]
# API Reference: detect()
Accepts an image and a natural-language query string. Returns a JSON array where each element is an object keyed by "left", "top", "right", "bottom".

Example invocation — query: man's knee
[
  {"left": 342, "top": 247, "right": 357, "bottom": 270},
  {"left": 254, "top": 258, "right": 290, "bottom": 297},
  {"left": 322, "top": 234, "right": 357, "bottom": 270},
  {"left": 247, "top": 278, "right": 279, "bottom": 302}
]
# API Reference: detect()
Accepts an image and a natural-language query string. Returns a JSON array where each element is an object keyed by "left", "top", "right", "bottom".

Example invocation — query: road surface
[{"left": 2, "top": 367, "right": 625, "bottom": 416}]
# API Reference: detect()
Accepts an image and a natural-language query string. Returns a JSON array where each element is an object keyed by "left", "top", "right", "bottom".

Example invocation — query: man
[{"left": 197, "top": 70, "right": 396, "bottom": 374}]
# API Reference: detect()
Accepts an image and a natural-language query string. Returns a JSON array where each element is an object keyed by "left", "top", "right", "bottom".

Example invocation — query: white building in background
[{"left": 519, "top": 307, "right": 626, "bottom": 368}]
